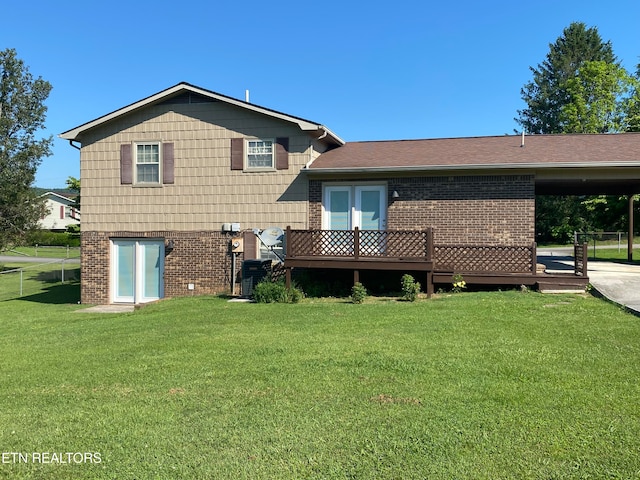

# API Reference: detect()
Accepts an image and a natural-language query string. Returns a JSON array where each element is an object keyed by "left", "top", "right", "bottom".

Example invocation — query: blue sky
[{"left": 3, "top": 0, "right": 639, "bottom": 187}]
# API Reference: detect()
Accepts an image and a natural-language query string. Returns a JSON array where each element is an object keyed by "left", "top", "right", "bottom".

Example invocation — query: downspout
[
  {"left": 304, "top": 128, "right": 328, "bottom": 169},
  {"left": 68, "top": 140, "right": 81, "bottom": 150}
]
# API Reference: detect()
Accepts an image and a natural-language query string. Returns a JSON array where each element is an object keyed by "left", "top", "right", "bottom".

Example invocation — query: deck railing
[
  {"left": 434, "top": 243, "right": 537, "bottom": 274},
  {"left": 286, "top": 227, "right": 433, "bottom": 260},
  {"left": 574, "top": 242, "right": 588, "bottom": 276},
  {"left": 286, "top": 228, "right": 540, "bottom": 274}
]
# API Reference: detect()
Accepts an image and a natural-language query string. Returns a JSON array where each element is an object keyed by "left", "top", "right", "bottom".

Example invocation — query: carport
[{"left": 535, "top": 155, "right": 640, "bottom": 262}]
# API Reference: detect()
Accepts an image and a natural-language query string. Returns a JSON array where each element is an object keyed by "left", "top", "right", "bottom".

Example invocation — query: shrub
[
  {"left": 252, "top": 279, "right": 303, "bottom": 303},
  {"left": 25, "top": 230, "right": 80, "bottom": 247},
  {"left": 452, "top": 274, "right": 467, "bottom": 293},
  {"left": 401, "top": 274, "right": 421, "bottom": 302},
  {"left": 350, "top": 282, "right": 367, "bottom": 304}
]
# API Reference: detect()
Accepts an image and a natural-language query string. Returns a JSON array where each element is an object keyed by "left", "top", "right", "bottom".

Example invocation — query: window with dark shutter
[
  {"left": 120, "top": 144, "right": 133, "bottom": 184},
  {"left": 231, "top": 138, "right": 244, "bottom": 170},
  {"left": 275, "top": 137, "right": 289, "bottom": 170},
  {"left": 163, "top": 143, "right": 175, "bottom": 184}
]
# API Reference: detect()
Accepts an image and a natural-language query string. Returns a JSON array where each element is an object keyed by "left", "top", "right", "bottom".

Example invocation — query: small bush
[
  {"left": 252, "top": 279, "right": 303, "bottom": 303},
  {"left": 452, "top": 274, "right": 467, "bottom": 293},
  {"left": 401, "top": 274, "right": 421, "bottom": 302},
  {"left": 350, "top": 282, "right": 367, "bottom": 304}
]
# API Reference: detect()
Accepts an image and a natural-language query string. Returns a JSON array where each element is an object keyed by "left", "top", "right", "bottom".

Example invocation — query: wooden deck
[{"left": 283, "top": 227, "right": 589, "bottom": 294}]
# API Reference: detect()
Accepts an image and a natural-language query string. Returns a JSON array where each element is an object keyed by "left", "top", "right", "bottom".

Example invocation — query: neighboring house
[
  {"left": 38, "top": 192, "right": 80, "bottom": 232},
  {"left": 60, "top": 82, "right": 640, "bottom": 304}
]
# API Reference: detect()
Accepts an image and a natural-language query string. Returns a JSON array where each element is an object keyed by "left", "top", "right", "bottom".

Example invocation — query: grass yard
[
  {"left": 0, "top": 262, "right": 81, "bottom": 302},
  {"left": 0, "top": 291, "right": 639, "bottom": 479},
  {"left": 588, "top": 247, "right": 640, "bottom": 263}
]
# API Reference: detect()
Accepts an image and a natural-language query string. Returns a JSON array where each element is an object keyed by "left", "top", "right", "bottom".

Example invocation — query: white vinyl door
[
  {"left": 355, "top": 186, "right": 386, "bottom": 254},
  {"left": 112, "top": 239, "right": 164, "bottom": 304},
  {"left": 354, "top": 186, "right": 386, "bottom": 230},
  {"left": 322, "top": 185, "right": 387, "bottom": 254},
  {"left": 323, "top": 185, "right": 386, "bottom": 230}
]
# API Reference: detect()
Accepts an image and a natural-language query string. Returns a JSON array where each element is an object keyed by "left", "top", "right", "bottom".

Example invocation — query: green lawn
[
  {"left": 0, "top": 291, "right": 639, "bottom": 479},
  {"left": 588, "top": 247, "right": 640, "bottom": 263},
  {"left": 0, "top": 262, "right": 80, "bottom": 302}
]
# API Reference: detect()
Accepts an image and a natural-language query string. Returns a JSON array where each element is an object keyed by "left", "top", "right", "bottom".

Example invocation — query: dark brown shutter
[
  {"left": 163, "top": 143, "right": 175, "bottom": 184},
  {"left": 243, "top": 231, "right": 257, "bottom": 259},
  {"left": 275, "top": 137, "right": 289, "bottom": 170},
  {"left": 231, "top": 138, "right": 244, "bottom": 170},
  {"left": 120, "top": 144, "right": 132, "bottom": 184}
]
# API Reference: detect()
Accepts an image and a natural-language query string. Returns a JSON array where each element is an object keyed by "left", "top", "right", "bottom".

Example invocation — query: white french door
[
  {"left": 323, "top": 185, "right": 386, "bottom": 230},
  {"left": 354, "top": 186, "right": 386, "bottom": 231},
  {"left": 112, "top": 239, "right": 164, "bottom": 304},
  {"left": 323, "top": 185, "right": 387, "bottom": 254}
]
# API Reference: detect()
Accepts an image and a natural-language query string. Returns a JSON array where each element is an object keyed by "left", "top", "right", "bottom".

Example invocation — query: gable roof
[
  {"left": 307, "top": 133, "right": 640, "bottom": 173},
  {"left": 60, "top": 82, "right": 344, "bottom": 146},
  {"left": 39, "top": 191, "right": 76, "bottom": 203}
]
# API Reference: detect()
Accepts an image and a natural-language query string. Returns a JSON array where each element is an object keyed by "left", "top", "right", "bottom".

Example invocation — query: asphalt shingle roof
[{"left": 310, "top": 133, "right": 640, "bottom": 171}]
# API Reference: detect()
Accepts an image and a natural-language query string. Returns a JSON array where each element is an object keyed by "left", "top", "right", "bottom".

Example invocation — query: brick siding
[
  {"left": 309, "top": 175, "right": 535, "bottom": 245},
  {"left": 81, "top": 230, "right": 241, "bottom": 304}
]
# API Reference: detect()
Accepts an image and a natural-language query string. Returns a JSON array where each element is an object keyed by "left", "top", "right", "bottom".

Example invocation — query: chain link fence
[
  {"left": 574, "top": 231, "right": 628, "bottom": 259},
  {"left": 0, "top": 247, "right": 81, "bottom": 301}
]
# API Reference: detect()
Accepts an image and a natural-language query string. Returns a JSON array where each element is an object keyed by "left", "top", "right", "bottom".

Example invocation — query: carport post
[{"left": 629, "top": 195, "right": 635, "bottom": 262}]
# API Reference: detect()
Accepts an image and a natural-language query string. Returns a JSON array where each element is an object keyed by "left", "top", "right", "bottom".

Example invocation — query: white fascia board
[
  {"left": 60, "top": 83, "right": 345, "bottom": 145},
  {"left": 303, "top": 161, "right": 640, "bottom": 175}
]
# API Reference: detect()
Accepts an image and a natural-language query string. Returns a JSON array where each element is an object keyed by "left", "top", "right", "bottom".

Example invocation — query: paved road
[{"left": 0, "top": 255, "right": 80, "bottom": 264}]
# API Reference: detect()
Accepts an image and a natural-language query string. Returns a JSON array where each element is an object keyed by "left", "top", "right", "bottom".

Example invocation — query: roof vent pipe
[
  {"left": 521, "top": 130, "right": 525, "bottom": 148},
  {"left": 245, "top": 90, "right": 250, "bottom": 103}
]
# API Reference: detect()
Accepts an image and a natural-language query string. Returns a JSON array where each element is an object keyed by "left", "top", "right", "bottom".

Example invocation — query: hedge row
[{"left": 25, "top": 230, "right": 81, "bottom": 247}]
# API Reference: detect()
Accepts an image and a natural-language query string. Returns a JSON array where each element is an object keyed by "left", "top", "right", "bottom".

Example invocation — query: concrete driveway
[
  {"left": 538, "top": 247, "right": 640, "bottom": 315},
  {"left": 587, "top": 261, "right": 640, "bottom": 315}
]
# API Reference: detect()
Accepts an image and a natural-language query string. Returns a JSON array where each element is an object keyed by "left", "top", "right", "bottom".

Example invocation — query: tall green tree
[
  {"left": 560, "top": 60, "right": 636, "bottom": 133},
  {"left": 517, "top": 22, "right": 617, "bottom": 134},
  {"left": 66, "top": 175, "right": 80, "bottom": 209},
  {"left": 0, "top": 48, "right": 52, "bottom": 251},
  {"left": 624, "top": 63, "right": 640, "bottom": 132},
  {"left": 517, "top": 23, "right": 640, "bottom": 242}
]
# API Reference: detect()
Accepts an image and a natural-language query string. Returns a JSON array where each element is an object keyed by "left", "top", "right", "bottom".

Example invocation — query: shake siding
[{"left": 79, "top": 102, "right": 312, "bottom": 232}]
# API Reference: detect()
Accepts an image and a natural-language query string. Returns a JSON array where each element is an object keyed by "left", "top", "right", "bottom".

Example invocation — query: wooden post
[
  {"left": 354, "top": 269, "right": 359, "bottom": 285},
  {"left": 286, "top": 226, "right": 292, "bottom": 258},
  {"left": 354, "top": 226, "right": 360, "bottom": 260},
  {"left": 426, "top": 271, "right": 433, "bottom": 298},
  {"left": 629, "top": 195, "right": 634, "bottom": 262},
  {"left": 425, "top": 228, "right": 433, "bottom": 261},
  {"left": 531, "top": 242, "right": 537, "bottom": 275},
  {"left": 286, "top": 267, "right": 292, "bottom": 290}
]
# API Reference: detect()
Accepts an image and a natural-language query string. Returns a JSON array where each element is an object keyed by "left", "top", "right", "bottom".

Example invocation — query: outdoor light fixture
[
  {"left": 392, "top": 190, "right": 400, "bottom": 199},
  {"left": 165, "top": 239, "right": 175, "bottom": 252}
]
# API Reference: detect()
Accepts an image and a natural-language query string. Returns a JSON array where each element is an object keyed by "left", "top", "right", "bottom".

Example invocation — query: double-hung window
[
  {"left": 246, "top": 139, "right": 274, "bottom": 169},
  {"left": 135, "top": 143, "right": 160, "bottom": 184}
]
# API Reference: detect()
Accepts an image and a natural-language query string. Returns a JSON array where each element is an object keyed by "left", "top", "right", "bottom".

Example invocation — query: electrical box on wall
[{"left": 231, "top": 237, "right": 244, "bottom": 252}]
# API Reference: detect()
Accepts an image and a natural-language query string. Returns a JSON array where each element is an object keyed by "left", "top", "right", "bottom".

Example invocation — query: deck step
[{"left": 537, "top": 280, "right": 588, "bottom": 293}]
